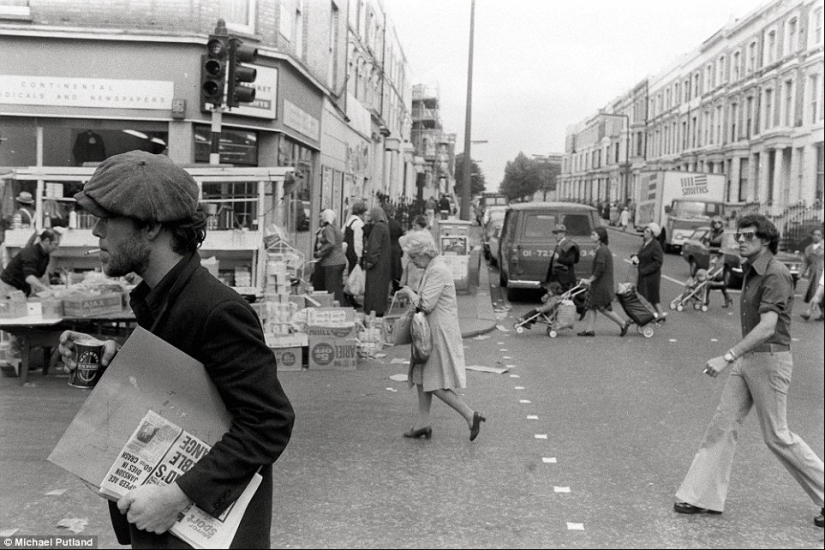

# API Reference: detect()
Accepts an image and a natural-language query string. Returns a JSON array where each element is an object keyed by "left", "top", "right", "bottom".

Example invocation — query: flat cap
[
  {"left": 75, "top": 151, "right": 198, "bottom": 223},
  {"left": 551, "top": 224, "right": 567, "bottom": 233}
]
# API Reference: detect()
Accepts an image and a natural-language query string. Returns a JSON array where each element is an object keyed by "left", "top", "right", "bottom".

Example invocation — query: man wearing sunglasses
[{"left": 674, "top": 214, "right": 824, "bottom": 528}]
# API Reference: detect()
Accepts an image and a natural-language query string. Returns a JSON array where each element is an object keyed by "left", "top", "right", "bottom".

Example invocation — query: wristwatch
[{"left": 723, "top": 351, "right": 736, "bottom": 363}]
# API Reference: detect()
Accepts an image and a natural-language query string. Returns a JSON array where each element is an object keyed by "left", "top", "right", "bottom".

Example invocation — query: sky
[{"left": 383, "top": 0, "right": 773, "bottom": 190}]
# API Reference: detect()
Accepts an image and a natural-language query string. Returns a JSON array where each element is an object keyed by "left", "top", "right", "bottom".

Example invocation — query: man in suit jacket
[
  {"left": 59, "top": 151, "right": 295, "bottom": 548},
  {"left": 545, "top": 224, "right": 580, "bottom": 289}
]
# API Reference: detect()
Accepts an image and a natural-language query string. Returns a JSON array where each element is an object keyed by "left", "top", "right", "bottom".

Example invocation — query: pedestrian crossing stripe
[
  {"left": 567, "top": 523, "right": 585, "bottom": 531},
  {"left": 515, "top": 386, "right": 525, "bottom": 390},
  {"left": 554, "top": 487, "right": 571, "bottom": 493},
  {"left": 519, "top": 400, "right": 531, "bottom": 404},
  {"left": 527, "top": 415, "right": 538, "bottom": 420},
  {"left": 542, "top": 457, "right": 557, "bottom": 463},
  {"left": 534, "top": 434, "right": 547, "bottom": 439}
]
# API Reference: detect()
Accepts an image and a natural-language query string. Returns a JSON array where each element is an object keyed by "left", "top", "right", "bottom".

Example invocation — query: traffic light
[
  {"left": 201, "top": 26, "right": 228, "bottom": 108},
  {"left": 227, "top": 38, "right": 258, "bottom": 109}
]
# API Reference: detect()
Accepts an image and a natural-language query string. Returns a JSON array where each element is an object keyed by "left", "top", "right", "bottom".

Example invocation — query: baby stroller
[
  {"left": 616, "top": 282, "right": 658, "bottom": 338},
  {"left": 513, "top": 282, "right": 588, "bottom": 338},
  {"left": 669, "top": 262, "right": 724, "bottom": 312}
]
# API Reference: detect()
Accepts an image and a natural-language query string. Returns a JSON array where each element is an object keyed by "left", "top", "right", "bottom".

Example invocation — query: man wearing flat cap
[
  {"left": 545, "top": 224, "right": 580, "bottom": 289},
  {"left": 58, "top": 151, "right": 295, "bottom": 549}
]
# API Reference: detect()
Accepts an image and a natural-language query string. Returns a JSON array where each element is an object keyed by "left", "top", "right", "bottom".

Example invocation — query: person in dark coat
[
  {"left": 59, "top": 151, "right": 295, "bottom": 549},
  {"left": 632, "top": 222, "right": 667, "bottom": 321},
  {"left": 385, "top": 205, "right": 404, "bottom": 293},
  {"left": 363, "top": 206, "right": 392, "bottom": 317},
  {"left": 545, "top": 224, "right": 580, "bottom": 289},
  {"left": 578, "top": 227, "right": 629, "bottom": 337}
]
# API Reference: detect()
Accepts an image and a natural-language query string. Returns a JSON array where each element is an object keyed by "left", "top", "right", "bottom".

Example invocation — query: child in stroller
[
  {"left": 704, "top": 253, "right": 733, "bottom": 308},
  {"left": 670, "top": 269, "right": 710, "bottom": 311},
  {"left": 515, "top": 281, "right": 564, "bottom": 330}
]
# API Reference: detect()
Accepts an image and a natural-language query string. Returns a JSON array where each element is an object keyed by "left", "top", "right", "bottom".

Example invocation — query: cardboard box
[
  {"left": 307, "top": 324, "right": 357, "bottom": 370},
  {"left": 305, "top": 307, "right": 355, "bottom": 326},
  {"left": 271, "top": 346, "right": 305, "bottom": 371},
  {"left": 62, "top": 293, "right": 123, "bottom": 318}
]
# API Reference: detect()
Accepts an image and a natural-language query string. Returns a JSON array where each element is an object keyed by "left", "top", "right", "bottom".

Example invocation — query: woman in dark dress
[
  {"left": 578, "top": 227, "right": 630, "bottom": 337},
  {"left": 363, "top": 206, "right": 392, "bottom": 317},
  {"left": 632, "top": 222, "right": 667, "bottom": 321}
]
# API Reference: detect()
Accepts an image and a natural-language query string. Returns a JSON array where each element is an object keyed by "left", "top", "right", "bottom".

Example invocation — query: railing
[{"left": 727, "top": 200, "right": 824, "bottom": 251}]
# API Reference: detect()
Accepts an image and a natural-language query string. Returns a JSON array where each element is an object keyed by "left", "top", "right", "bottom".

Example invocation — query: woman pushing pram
[{"left": 669, "top": 254, "right": 731, "bottom": 312}]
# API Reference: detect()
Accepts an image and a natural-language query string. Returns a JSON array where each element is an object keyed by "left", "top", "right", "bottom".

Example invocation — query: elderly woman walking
[
  {"left": 632, "top": 222, "right": 668, "bottom": 321},
  {"left": 397, "top": 230, "right": 486, "bottom": 441},
  {"left": 400, "top": 215, "right": 430, "bottom": 293},
  {"left": 578, "top": 227, "right": 630, "bottom": 337},
  {"left": 314, "top": 209, "right": 347, "bottom": 306},
  {"left": 363, "top": 206, "right": 392, "bottom": 317}
]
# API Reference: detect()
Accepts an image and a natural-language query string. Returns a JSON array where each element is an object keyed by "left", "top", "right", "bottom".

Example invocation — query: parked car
[
  {"left": 488, "top": 226, "right": 502, "bottom": 267},
  {"left": 498, "top": 202, "right": 601, "bottom": 300},
  {"left": 482, "top": 210, "right": 506, "bottom": 260},
  {"left": 681, "top": 228, "right": 803, "bottom": 288},
  {"left": 481, "top": 205, "right": 508, "bottom": 228}
]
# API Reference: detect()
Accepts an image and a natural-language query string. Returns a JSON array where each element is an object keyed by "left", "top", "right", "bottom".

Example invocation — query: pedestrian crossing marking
[
  {"left": 515, "top": 386, "right": 525, "bottom": 390},
  {"left": 566, "top": 523, "right": 585, "bottom": 531},
  {"left": 506, "top": 364, "right": 517, "bottom": 368},
  {"left": 519, "top": 400, "right": 531, "bottom": 404},
  {"left": 499, "top": 349, "right": 508, "bottom": 352},
  {"left": 542, "top": 457, "right": 557, "bottom": 463},
  {"left": 527, "top": 415, "right": 538, "bottom": 420},
  {"left": 510, "top": 374, "right": 520, "bottom": 378},
  {"left": 554, "top": 486, "right": 571, "bottom": 493},
  {"left": 503, "top": 356, "right": 512, "bottom": 359},
  {"left": 669, "top": 339, "right": 677, "bottom": 342},
  {"left": 534, "top": 434, "right": 547, "bottom": 439}
]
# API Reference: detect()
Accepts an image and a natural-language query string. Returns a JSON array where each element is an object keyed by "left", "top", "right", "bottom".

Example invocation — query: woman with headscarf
[
  {"left": 396, "top": 230, "right": 485, "bottom": 441},
  {"left": 363, "top": 206, "right": 393, "bottom": 317},
  {"left": 632, "top": 222, "right": 668, "bottom": 321},
  {"left": 313, "top": 209, "right": 347, "bottom": 306},
  {"left": 578, "top": 227, "right": 630, "bottom": 337}
]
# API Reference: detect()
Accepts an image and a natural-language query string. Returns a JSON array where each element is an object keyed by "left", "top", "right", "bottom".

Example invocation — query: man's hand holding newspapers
[{"left": 118, "top": 483, "right": 194, "bottom": 534}]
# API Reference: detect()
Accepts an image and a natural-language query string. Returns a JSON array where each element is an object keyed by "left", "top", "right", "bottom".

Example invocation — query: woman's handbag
[
  {"left": 410, "top": 311, "right": 432, "bottom": 364},
  {"left": 381, "top": 294, "right": 413, "bottom": 346}
]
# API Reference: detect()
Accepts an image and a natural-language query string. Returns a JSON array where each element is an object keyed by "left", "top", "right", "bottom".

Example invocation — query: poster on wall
[
  {"left": 343, "top": 173, "right": 355, "bottom": 208},
  {"left": 322, "top": 166, "right": 333, "bottom": 210},
  {"left": 332, "top": 170, "right": 343, "bottom": 222}
]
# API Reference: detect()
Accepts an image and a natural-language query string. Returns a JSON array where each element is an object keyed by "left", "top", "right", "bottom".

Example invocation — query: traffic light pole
[{"left": 210, "top": 105, "right": 222, "bottom": 165}]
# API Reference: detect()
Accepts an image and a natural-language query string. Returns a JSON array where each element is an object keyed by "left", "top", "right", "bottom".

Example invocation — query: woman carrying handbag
[{"left": 396, "top": 231, "right": 486, "bottom": 442}]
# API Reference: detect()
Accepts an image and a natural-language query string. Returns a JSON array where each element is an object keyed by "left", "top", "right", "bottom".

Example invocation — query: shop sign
[
  {"left": 0, "top": 75, "right": 173, "bottom": 110},
  {"left": 283, "top": 100, "right": 320, "bottom": 141},
  {"left": 232, "top": 66, "right": 278, "bottom": 120}
]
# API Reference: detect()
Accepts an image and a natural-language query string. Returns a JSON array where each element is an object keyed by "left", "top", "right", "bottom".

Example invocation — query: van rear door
[{"left": 513, "top": 211, "right": 557, "bottom": 284}]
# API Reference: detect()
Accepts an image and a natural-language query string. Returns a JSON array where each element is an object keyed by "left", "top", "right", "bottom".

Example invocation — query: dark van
[{"left": 498, "top": 202, "right": 601, "bottom": 299}]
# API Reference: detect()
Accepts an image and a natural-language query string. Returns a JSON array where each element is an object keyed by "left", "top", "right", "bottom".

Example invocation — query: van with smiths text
[
  {"left": 634, "top": 170, "right": 726, "bottom": 253},
  {"left": 498, "top": 202, "right": 600, "bottom": 300}
]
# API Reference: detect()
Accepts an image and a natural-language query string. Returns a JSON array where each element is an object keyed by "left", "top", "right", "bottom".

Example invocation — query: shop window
[
  {"left": 221, "top": 0, "right": 256, "bottom": 35},
  {"left": 194, "top": 126, "right": 258, "bottom": 166}
]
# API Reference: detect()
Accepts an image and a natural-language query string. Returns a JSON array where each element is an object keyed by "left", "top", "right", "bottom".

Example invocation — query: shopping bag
[
  {"left": 382, "top": 294, "right": 413, "bottom": 346},
  {"left": 411, "top": 311, "right": 432, "bottom": 364},
  {"left": 345, "top": 265, "right": 365, "bottom": 296}
]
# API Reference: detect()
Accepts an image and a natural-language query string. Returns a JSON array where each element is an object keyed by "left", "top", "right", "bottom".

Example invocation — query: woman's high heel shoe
[
  {"left": 403, "top": 426, "right": 432, "bottom": 439},
  {"left": 469, "top": 412, "right": 486, "bottom": 442}
]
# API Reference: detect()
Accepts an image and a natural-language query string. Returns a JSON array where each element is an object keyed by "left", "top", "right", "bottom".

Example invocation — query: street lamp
[{"left": 460, "top": 0, "right": 477, "bottom": 221}]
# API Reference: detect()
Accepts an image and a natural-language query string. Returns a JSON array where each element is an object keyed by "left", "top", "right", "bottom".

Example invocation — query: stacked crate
[{"left": 264, "top": 256, "right": 294, "bottom": 336}]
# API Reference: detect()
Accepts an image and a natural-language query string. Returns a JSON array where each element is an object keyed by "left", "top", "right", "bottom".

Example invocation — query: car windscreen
[
  {"left": 523, "top": 214, "right": 556, "bottom": 238},
  {"left": 671, "top": 201, "right": 723, "bottom": 218}
]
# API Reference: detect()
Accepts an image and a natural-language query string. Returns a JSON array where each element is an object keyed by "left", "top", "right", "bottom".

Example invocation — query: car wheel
[{"left": 689, "top": 258, "right": 698, "bottom": 277}]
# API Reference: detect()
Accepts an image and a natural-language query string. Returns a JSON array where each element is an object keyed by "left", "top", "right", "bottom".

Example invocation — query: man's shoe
[
  {"left": 815, "top": 508, "right": 824, "bottom": 528},
  {"left": 673, "top": 502, "right": 722, "bottom": 515}
]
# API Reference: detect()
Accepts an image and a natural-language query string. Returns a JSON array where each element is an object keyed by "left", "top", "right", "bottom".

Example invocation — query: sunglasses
[{"left": 734, "top": 231, "right": 758, "bottom": 242}]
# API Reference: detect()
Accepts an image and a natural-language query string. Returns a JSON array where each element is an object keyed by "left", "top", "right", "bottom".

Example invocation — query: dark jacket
[
  {"left": 1, "top": 241, "right": 50, "bottom": 296},
  {"left": 588, "top": 243, "right": 615, "bottom": 308},
  {"left": 110, "top": 252, "right": 295, "bottom": 549},
  {"left": 363, "top": 220, "right": 392, "bottom": 316},
  {"left": 637, "top": 238, "right": 664, "bottom": 304},
  {"left": 545, "top": 238, "right": 579, "bottom": 288}
]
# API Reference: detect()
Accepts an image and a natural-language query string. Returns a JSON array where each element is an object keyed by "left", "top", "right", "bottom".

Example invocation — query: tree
[
  {"left": 453, "top": 153, "right": 487, "bottom": 197},
  {"left": 499, "top": 152, "right": 542, "bottom": 201}
]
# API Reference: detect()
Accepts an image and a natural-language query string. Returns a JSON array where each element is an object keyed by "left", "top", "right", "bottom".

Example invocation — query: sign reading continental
[{"left": 0, "top": 75, "right": 174, "bottom": 110}]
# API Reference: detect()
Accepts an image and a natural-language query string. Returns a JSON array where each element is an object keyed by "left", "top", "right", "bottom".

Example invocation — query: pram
[
  {"left": 616, "top": 282, "right": 659, "bottom": 338},
  {"left": 513, "top": 283, "right": 588, "bottom": 338},
  {"left": 669, "top": 262, "right": 724, "bottom": 312}
]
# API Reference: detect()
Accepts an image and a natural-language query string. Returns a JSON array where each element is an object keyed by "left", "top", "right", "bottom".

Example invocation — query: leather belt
[{"left": 750, "top": 343, "right": 790, "bottom": 354}]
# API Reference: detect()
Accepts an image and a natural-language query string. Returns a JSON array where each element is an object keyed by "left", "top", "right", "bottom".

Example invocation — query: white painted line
[
  {"left": 542, "top": 457, "right": 557, "bottom": 463},
  {"left": 711, "top": 339, "right": 718, "bottom": 342},
  {"left": 622, "top": 258, "right": 683, "bottom": 286},
  {"left": 510, "top": 374, "right": 520, "bottom": 378},
  {"left": 506, "top": 364, "right": 517, "bottom": 368},
  {"left": 567, "top": 523, "right": 585, "bottom": 531},
  {"left": 503, "top": 356, "right": 512, "bottom": 359},
  {"left": 554, "top": 486, "right": 571, "bottom": 493},
  {"left": 792, "top": 338, "right": 800, "bottom": 342},
  {"left": 514, "top": 386, "right": 525, "bottom": 390},
  {"left": 527, "top": 415, "right": 538, "bottom": 420},
  {"left": 497, "top": 342, "right": 505, "bottom": 345},
  {"left": 46, "top": 489, "right": 67, "bottom": 496},
  {"left": 669, "top": 339, "right": 677, "bottom": 343},
  {"left": 534, "top": 434, "right": 548, "bottom": 439},
  {"left": 519, "top": 399, "right": 532, "bottom": 404}
]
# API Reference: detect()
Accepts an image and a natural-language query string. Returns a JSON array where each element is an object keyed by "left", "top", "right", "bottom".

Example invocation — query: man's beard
[{"left": 102, "top": 237, "right": 151, "bottom": 278}]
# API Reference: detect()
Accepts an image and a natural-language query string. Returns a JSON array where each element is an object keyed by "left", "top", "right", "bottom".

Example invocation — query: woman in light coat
[
  {"left": 397, "top": 230, "right": 486, "bottom": 442},
  {"left": 399, "top": 215, "right": 429, "bottom": 293},
  {"left": 314, "top": 209, "right": 347, "bottom": 306}
]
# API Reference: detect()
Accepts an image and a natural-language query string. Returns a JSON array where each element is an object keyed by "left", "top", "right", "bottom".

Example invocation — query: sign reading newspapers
[
  {"left": 0, "top": 75, "right": 174, "bottom": 110},
  {"left": 101, "top": 410, "right": 260, "bottom": 549}
]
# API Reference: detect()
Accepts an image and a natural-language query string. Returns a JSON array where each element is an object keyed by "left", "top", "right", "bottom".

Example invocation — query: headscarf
[
  {"left": 321, "top": 209, "right": 336, "bottom": 226},
  {"left": 647, "top": 222, "right": 662, "bottom": 238},
  {"left": 369, "top": 206, "right": 388, "bottom": 224}
]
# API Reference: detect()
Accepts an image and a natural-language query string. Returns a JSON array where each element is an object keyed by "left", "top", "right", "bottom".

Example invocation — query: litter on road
[
  {"left": 554, "top": 487, "right": 571, "bottom": 493},
  {"left": 496, "top": 324, "right": 511, "bottom": 332},
  {"left": 542, "top": 457, "right": 557, "bottom": 463},
  {"left": 567, "top": 523, "right": 585, "bottom": 531},
  {"left": 534, "top": 434, "right": 547, "bottom": 439},
  {"left": 56, "top": 518, "right": 88, "bottom": 534},
  {"left": 466, "top": 365, "right": 509, "bottom": 374},
  {"left": 389, "top": 374, "right": 408, "bottom": 382},
  {"left": 527, "top": 415, "right": 538, "bottom": 420},
  {"left": 390, "top": 358, "right": 409, "bottom": 365},
  {"left": 46, "top": 489, "right": 67, "bottom": 496},
  {"left": 472, "top": 335, "right": 491, "bottom": 341}
]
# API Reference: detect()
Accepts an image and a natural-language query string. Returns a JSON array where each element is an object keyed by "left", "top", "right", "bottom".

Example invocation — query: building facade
[
  {"left": 0, "top": 0, "right": 413, "bottom": 254},
  {"left": 559, "top": 0, "right": 824, "bottom": 234},
  {"left": 410, "top": 84, "right": 456, "bottom": 202}
]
